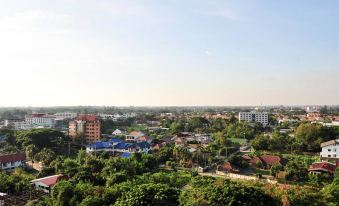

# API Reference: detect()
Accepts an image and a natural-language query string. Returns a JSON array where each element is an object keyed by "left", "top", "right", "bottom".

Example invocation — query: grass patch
[
  {"left": 228, "top": 138, "right": 248, "bottom": 145},
  {"left": 255, "top": 169, "right": 271, "bottom": 176}
]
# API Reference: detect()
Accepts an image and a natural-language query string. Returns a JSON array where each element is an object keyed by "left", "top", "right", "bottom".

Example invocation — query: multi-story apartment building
[
  {"left": 25, "top": 113, "right": 56, "bottom": 128},
  {"left": 239, "top": 111, "right": 269, "bottom": 127},
  {"left": 69, "top": 115, "right": 101, "bottom": 143}
]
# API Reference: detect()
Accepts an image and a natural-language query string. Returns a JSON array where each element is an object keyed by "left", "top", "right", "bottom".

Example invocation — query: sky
[{"left": 0, "top": 0, "right": 338, "bottom": 107}]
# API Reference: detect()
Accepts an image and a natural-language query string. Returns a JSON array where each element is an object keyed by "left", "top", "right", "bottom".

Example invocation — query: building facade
[
  {"left": 69, "top": 115, "right": 101, "bottom": 143},
  {"left": 320, "top": 139, "right": 339, "bottom": 160},
  {"left": 0, "top": 153, "right": 26, "bottom": 170},
  {"left": 25, "top": 113, "right": 56, "bottom": 128},
  {"left": 54, "top": 112, "right": 77, "bottom": 120},
  {"left": 239, "top": 111, "right": 269, "bottom": 127}
]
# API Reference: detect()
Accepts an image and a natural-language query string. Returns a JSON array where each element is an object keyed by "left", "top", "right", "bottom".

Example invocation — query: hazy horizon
[{"left": 1, "top": 0, "right": 339, "bottom": 106}]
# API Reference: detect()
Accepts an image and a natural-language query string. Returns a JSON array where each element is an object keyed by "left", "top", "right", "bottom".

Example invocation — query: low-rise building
[
  {"left": 54, "top": 112, "right": 77, "bottom": 120},
  {"left": 112, "top": 129, "right": 128, "bottom": 135},
  {"left": 242, "top": 154, "right": 285, "bottom": 169},
  {"left": 308, "top": 162, "right": 336, "bottom": 176},
  {"left": 31, "top": 174, "right": 66, "bottom": 193},
  {"left": 125, "top": 131, "right": 152, "bottom": 143},
  {"left": 0, "top": 153, "right": 26, "bottom": 170},
  {"left": 85, "top": 138, "right": 151, "bottom": 154}
]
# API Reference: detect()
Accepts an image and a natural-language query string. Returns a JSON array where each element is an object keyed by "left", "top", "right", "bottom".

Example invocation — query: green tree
[
  {"left": 52, "top": 181, "right": 75, "bottom": 206},
  {"left": 114, "top": 183, "right": 179, "bottom": 206}
]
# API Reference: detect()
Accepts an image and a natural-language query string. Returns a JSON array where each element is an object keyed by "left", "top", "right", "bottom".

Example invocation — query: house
[
  {"left": 320, "top": 139, "right": 339, "bottom": 165},
  {"left": 308, "top": 162, "right": 337, "bottom": 175},
  {"left": 242, "top": 155, "right": 263, "bottom": 167},
  {"left": 260, "top": 155, "right": 285, "bottom": 168},
  {"left": 115, "top": 142, "right": 135, "bottom": 153},
  {"left": 0, "top": 153, "right": 26, "bottom": 170},
  {"left": 86, "top": 141, "right": 113, "bottom": 153},
  {"left": 125, "top": 131, "right": 151, "bottom": 143},
  {"left": 112, "top": 129, "right": 127, "bottom": 136},
  {"left": 136, "top": 142, "right": 152, "bottom": 153},
  {"left": 242, "top": 155, "right": 284, "bottom": 168},
  {"left": 218, "top": 162, "right": 240, "bottom": 173},
  {"left": 31, "top": 174, "right": 66, "bottom": 193}
]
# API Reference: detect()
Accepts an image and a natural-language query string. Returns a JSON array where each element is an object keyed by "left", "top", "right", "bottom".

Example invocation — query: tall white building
[{"left": 239, "top": 111, "right": 269, "bottom": 127}]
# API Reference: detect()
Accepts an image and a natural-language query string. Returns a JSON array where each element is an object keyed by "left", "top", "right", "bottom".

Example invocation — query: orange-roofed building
[{"left": 69, "top": 114, "right": 101, "bottom": 143}]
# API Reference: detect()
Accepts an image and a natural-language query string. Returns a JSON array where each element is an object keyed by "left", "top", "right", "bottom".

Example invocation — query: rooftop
[
  {"left": 0, "top": 153, "right": 26, "bottom": 164},
  {"left": 31, "top": 174, "right": 65, "bottom": 187},
  {"left": 309, "top": 162, "right": 336, "bottom": 173}
]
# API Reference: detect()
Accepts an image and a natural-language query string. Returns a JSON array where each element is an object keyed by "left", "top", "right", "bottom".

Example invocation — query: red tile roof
[
  {"left": 0, "top": 153, "right": 26, "bottom": 164},
  {"left": 242, "top": 155, "right": 252, "bottom": 161},
  {"left": 33, "top": 174, "right": 66, "bottom": 187},
  {"left": 309, "top": 162, "right": 336, "bottom": 173}
]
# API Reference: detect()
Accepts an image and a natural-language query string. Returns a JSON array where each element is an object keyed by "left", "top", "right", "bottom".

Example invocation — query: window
[
  {"left": 328, "top": 155, "right": 331, "bottom": 157},
  {"left": 328, "top": 149, "right": 331, "bottom": 152}
]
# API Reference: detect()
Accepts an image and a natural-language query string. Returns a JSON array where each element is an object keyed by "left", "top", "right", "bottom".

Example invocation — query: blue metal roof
[
  {"left": 88, "top": 141, "right": 112, "bottom": 149},
  {"left": 120, "top": 152, "right": 132, "bottom": 158},
  {"left": 137, "top": 141, "right": 151, "bottom": 149},
  {"left": 115, "top": 142, "right": 134, "bottom": 150},
  {"left": 111, "top": 138, "right": 123, "bottom": 143}
]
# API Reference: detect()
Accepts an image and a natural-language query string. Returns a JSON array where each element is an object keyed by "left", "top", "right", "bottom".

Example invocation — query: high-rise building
[
  {"left": 69, "top": 115, "right": 101, "bottom": 143},
  {"left": 239, "top": 111, "right": 269, "bottom": 127}
]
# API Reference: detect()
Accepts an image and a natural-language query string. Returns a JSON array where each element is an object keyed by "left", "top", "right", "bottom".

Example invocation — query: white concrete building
[
  {"left": 4, "top": 119, "right": 26, "bottom": 130},
  {"left": 239, "top": 111, "right": 269, "bottom": 127},
  {"left": 320, "top": 139, "right": 339, "bottom": 159},
  {"left": 112, "top": 129, "right": 127, "bottom": 135},
  {"left": 31, "top": 174, "right": 66, "bottom": 193},
  {"left": 54, "top": 112, "right": 77, "bottom": 120},
  {"left": 25, "top": 114, "right": 56, "bottom": 128}
]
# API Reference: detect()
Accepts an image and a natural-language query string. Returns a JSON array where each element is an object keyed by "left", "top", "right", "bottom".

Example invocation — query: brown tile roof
[
  {"left": 321, "top": 139, "right": 338, "bottom": 148},
  {"left": 130, "top": 131, "right": 146, "bottom": 136},
  {"left": 221, "top": 162, "right": 239, "bottom": 173},
  {"left": 0, "top": 153, "right": 26, "bottom": 164},
  {"left": 242, "top": 155, "right": 252, "bottom": 161},
  {"left": 260, "top": 155, "right": 284, "bottom": 166},
  {"left": 309, "top": 162, "right": 336, "bottom": 173}
]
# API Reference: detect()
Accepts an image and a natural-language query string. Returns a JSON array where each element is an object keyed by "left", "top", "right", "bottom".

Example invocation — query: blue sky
[{"left": 0, "top": 0, "right": 338, "bottom": 106}]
